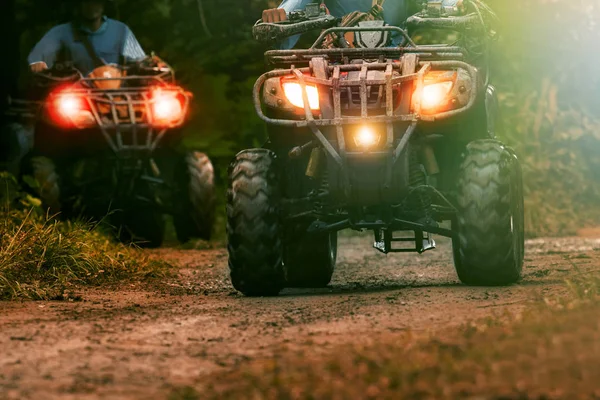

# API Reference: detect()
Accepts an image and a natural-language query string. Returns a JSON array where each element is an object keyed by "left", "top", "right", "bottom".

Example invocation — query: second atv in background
[
  {"left": 227, "top": 0, "right": 524, "bottom": 295},
  {"left": 23, "top": 56, "right": 216, "bottom": 247}
]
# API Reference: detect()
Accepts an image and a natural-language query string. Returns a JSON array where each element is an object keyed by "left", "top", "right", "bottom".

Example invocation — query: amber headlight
[
  {"left": 421, "top": 81, "right": 454, "bottom": 110},
  {"left": 282, "top": 82, "right": 320, "bottom": 110},
  {"left": 353, "top": 126, "right": 381, "bottom": 150},
  {"left": 413, "top": 71, "right": 458, "bottom": 113}
]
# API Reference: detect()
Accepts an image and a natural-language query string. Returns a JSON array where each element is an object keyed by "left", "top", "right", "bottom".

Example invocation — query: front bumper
[{"left": 254, "top": 57, "right": 478, "bottom": 202}]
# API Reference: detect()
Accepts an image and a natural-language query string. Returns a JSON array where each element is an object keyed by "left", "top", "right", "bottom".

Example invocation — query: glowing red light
[
  {"left": 58, "top": 95, "right": 81, "bottom": 117},
  {"left": 57, "top": 94, "right": 83, "bottom": 118},
  {"left": 48, "top": 90, "right": 91, "bottom": 127},
  {"left": 152, "top": 89, "right": 183, "bottom": 124}
]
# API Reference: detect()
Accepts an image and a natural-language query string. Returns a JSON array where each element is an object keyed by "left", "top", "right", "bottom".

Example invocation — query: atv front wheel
[
  {"left": 173, "top": 151, "right": 216, "bottom": 242},
  {"left": 29, "top": 156, "right": 62, "bottom": 214},
  {"left": 284, "top": 230, "right": 337, "bottom": 288},
  {"left": 452, "top": 140, "right": 524, "bottom": 285},
  {"left": 227, "top": 149, "right": 284, "bottom": 296}
]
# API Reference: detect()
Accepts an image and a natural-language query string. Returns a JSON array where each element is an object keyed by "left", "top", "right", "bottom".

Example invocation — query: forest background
[{"left": 2, "top": 0, "right": 600, "bottom": 237}]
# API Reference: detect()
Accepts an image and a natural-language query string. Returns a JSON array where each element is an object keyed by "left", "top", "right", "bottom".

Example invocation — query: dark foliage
[{"left": 6, "top": 0, "right": 600, "bottom": 236}]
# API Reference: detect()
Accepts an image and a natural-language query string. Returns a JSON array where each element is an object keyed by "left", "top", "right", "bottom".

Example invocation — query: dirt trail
[{"left": 1, "top": 235, "right": 599, "bottom": 399}]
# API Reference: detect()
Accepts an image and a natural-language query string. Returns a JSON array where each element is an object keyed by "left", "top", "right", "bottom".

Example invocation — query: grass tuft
[
  {"left": 0, "top": 173, "right": 169, "bottom": 300},
  {"left": 0, "top": 208, "right": 169, "bottom": 300}
]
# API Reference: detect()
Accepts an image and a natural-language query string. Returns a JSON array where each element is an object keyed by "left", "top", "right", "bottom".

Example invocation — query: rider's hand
[
  {"left": 30, "top": 62, "right": 49, "bottom": 73},
  {"left": 262, "top": 8, "right": 287, "bottom": 23}
]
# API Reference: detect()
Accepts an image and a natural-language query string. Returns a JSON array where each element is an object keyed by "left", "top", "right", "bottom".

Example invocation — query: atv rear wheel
[
  {"left": 29, "top": 156, "right": 62, "bottom": 214},
  {"left": 173, "top": 151, "right": 216, "bottom": 242},
  {"left": 227, "top": 149, "right": 284, "bottom": 296},
  {"left": 284, "top": 230, "right": 337, "bottom": 288},
  {"left": 452, "top": 140, "right": 524, "bottom": 286}
]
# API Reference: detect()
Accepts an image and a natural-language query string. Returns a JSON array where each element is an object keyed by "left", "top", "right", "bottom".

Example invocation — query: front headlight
[
  {"left": 413, "top": 71, "right": 458, "bottom": 113},
  {"left": 151, "top": 88, "right": 186, "bottom": 127},
  {"left": 282, "top": 82, "right": 320, "bottom": 110},
  {"left": 48, "top": 91, "right": 95, "bottom": 128},
  {"left": 421, "top": 81, "right": 454, "bottom": 110},
  {"left": 353, "top": 126, "right": 381, "bottom": 150}
]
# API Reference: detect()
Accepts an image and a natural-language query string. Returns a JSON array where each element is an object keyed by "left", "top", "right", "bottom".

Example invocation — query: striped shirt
[{"left": 28, "top": 16, "right": 146, "bottom": 75}]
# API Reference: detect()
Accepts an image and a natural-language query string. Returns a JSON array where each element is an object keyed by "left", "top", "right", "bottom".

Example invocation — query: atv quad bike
[
  {"left": 228, "top": 1, "right": 524, "bottom": 295},
  {"left": 22, "top": 57, "right": 215, "bottom": 247}
]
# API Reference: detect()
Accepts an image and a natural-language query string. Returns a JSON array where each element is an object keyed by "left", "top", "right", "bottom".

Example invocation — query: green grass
[
  {"left": 0, "top": 173, "right": 169, "bottom": 300},
  {"left": 0, "top": 208, "right": 169, "bottom": 300},
  {"left": 202, "top": 273, "right": 600, "bottom": 399}
]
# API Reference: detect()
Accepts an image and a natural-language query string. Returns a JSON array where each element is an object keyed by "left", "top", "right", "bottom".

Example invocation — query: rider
[
  {"left": 3, "top": 0, "right": 146, "bottom": 175},
  {"left": 262, "top": 0, "right": 464, "bottom": 49},
  {"left": 28, "top": 0, "right": 146, "bottom": 75}
]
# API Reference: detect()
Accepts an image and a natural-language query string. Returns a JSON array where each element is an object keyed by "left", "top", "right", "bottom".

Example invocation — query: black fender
[{"left": 485, "top": 84, "right": 499, "bottom": 139}]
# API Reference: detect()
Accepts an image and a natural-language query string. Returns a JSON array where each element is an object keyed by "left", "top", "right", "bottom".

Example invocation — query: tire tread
[
  {"left": 454, "top": 139, "right": 524, "bottom": 285},
  {"left": 227, "top": 149, "right": 284, "bottom": 296}
]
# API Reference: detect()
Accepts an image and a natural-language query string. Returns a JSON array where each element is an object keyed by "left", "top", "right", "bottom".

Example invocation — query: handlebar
[
  {"left": 253, "top": 11, "right": 483, "bottom": 47},
  {"left": 33, "top": 64, "right": 83, "bottom": 84},
  {"left": 406, "top": 13, "right": 484, "bottom": 33},
  {"left": 31, "top": 57, "right": 176, "bottom": 90},
  {"left": 253, "top": 14, "right": 339, "bottom": 43}
]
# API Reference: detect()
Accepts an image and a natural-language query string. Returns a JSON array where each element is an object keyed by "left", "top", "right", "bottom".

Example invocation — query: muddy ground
[{"left": 1, "top": 234, "right": 599, "bottom": 399}]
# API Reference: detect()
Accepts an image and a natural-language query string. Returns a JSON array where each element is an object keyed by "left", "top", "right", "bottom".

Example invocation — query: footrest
[
  {"left": 420, "top": 236, "right": 436, "bottom": 254},
  {"left": 372, "top": 230, "right": 436, "bottom": 254}
]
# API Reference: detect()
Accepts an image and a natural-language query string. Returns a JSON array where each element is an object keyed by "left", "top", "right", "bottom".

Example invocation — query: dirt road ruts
[{"left": 1, "top": 235, "right": 598, "bottom": 399}]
